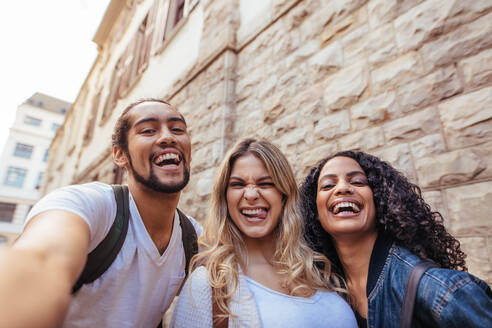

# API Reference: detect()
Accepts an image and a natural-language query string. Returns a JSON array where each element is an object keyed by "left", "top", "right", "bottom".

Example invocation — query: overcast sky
[{"left": 0, "top": 0, "right": 111, "bottom": 153}]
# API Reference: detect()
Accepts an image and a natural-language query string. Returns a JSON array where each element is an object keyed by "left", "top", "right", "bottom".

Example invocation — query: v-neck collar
[{"left": 128, "top": 192, "right": 179, "bottom": 265}]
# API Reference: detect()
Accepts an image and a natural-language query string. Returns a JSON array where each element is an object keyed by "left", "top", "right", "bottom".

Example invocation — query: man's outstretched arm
[{"left": 0, "top": 210, "right": 90, "bottom": 328}]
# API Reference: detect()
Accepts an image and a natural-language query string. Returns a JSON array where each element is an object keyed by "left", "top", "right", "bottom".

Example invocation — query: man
[{"left": 0, "top": 99, "right": 201, "bottom": 327}]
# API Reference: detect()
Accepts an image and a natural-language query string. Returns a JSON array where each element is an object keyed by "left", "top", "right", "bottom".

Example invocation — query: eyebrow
[
  {"left": 229, "top": 175, "right": 273, "bottom": 182},
  {"left": 319, "top": 170, "right": 366, "bottom": 180},
  {"left": 133, "top": 116, "right": 187, "bottom": 128}
]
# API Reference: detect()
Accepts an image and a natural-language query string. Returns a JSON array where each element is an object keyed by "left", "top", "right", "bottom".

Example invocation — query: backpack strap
[
  {"left": 156, "top": 209, "right": 198, "bottom": 328},
  {"left": 400, "top": 260, "right": 439, "bottom": 328},
  {"left": 72, "top": 184, "right": 130, "bottom": 294},
  {"left": 176, "top": 208, "right": 198, "bottom": 276}
]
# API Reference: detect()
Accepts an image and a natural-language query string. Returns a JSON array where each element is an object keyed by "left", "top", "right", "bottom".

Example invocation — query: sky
[{"left": 0, "top": 0, "right": 111, "bottom": 153}]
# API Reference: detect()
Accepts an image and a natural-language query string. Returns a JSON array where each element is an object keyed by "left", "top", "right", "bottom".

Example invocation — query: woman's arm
[
  {"left": 170, "top": 266, "right": 214, "bottom": 328},
  {"left": 436, "top": 275, "right": 492, "bottom": 328}
]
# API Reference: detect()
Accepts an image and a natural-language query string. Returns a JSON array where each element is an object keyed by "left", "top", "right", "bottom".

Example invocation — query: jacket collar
[{"left": 366, "top": 233, "right": 393, "bottom": 296}]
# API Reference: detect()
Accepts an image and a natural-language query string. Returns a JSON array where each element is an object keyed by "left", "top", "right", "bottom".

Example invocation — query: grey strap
[{"left": 400, "top": 260, "right": 438, "bottom": 328}]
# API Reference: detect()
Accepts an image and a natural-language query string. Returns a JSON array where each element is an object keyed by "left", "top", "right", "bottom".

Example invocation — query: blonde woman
[{"left": 171, "top": 139, "right": 357, "bottom": 328}]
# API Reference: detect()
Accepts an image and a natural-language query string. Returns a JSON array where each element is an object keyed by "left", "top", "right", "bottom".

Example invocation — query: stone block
[
  {"left": 236, "top": 69, "right": 261, "bottom": 102},
  {"left": 320, "top": 3, "right": 368, "bottom": 46},
  {"left": 459, "top": 237, "right": 492, "bottom": 285},
  {"left": 396, "top": 0, "right": 424, "bottom": 14},
  {"left": 371, "top": 52, "right": 424, "bottom": 94},
  {"left": 262, "top": 89, "right": 288, "bottom": 124},
  {"left": 285, "top": 40, "right": 319, "bottom": 70},
  {"left": 446, "top": 181, "right": 492, "bottom": 236},
  {"left": 341, "top": 24, "right": 370, "bottom": 64},
  {"left": 257, "top": 75, "right": 278, "bottom": 101},
  {"left": 279, "top": 128, "right": 307, "bottom": 148},
  {"left": 374, "top": 143, "right": 416, "bottom": 182},
  {"left": 350, "top": 92, "right": 398, "bottom": 130},
  {"left": 421, "top": 190, "right": 449, "bottom": 227},
  {"left": 397, "top": 66, "right": 462, "bottom": 114},
  {"left": 308, "top": 41, "right": 343, "bottom": 76},
  {"left": 339, "top": 127, "right": 385, "bottom": 151},
  {"left": 205, "top": 83, "right": 225, "bottom": 110},
  {"left": 196, "top": 168, "right": 215, "bottom": 197},
  {"left": 383, "top": 106, "right": 440, "bottom": 144},
  {"left": 459, "top": 48, "right": 492, "bottom": 90},
  {"left": 409, "top": 133, "right": 445, "bottom": 159},
  {"left": 414, "top": 149, "right": 486, "bottom": 188},
  {"left": 301, "top": 142, "right": 340, "bottom": 175},
  {"left": 314, "top": 110, "right": 351, "bottom": 141},
  {"left": 367, "top": 23, "right": 398, "bottom": 68},
  {"left": 395, "top": 0, "right": 492, "bottom": 53},
  {"left": 421, "top": 12, "right": 492, "bottom": 71},
  {"left": 368, "top": 0, "right": 398, "bottom": 29},
  {"left": 439, "top": 86, "right": 492, "bottom": 149},
  {"left": 324, "top": 63, "right": 369, "bottom": 111}
]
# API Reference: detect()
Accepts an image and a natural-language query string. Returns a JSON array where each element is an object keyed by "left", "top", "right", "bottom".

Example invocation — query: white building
[{"left": 0, "top": 93, "right": 70, "bottom": 245}]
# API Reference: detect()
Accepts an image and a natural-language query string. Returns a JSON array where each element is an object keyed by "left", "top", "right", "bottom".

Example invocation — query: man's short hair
[{"left": 111, "top": 99, "right": 172, "bottom": 152}]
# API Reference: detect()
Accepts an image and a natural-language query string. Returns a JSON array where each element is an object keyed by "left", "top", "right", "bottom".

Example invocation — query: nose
[
  {"left": 243, "top": 185, "right": 260, "bottom": 201},
  {"left": 156, "top": 126, "right": 176, "bottom": 146},
  {"left": 334, "top": 179, "right": 353, "bottom": 195}
]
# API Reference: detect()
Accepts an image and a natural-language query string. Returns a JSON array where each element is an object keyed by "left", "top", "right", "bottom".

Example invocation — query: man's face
[{"left": 122, "top": 101, "right": 191, "bottom": 194}]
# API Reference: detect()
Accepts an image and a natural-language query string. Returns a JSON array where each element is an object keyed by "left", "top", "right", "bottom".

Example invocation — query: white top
[
  {"left": 25, "top": 182, "right": 202, "bottom": 328},
  {"left": 245, "top": 276, "right": 358, "bottom": 328},
  {"left": 170, "top": 266, "right": 261, "bottom": 328},
  {"left": 170, "top": 266, "right": 357, "bottom": 328}
]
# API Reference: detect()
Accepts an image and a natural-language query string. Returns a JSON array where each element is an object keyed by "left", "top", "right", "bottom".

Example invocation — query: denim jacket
[{"left": 364, "top": 236, "right": 492, "bottom": 327}]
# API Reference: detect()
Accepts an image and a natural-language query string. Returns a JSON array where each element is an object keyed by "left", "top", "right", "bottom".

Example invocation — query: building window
[
  {"left": 51, "top": 123, "right": 61, "bottom": 131},
  {"left": 0, "top": 202, "right": 16, "bottom": 223},
  {"left": 24, "top": 116, "right": 42, "bottom": 126},
  {"left": 0, "top": 235, "right": 8, "bottom": 246},
  {"left": 163, "top": 0, "right": 186, "bottom": 41},
  {"left": 35, "top": 172, "right": 43, "bottom": 190},
  {"left": 13, "top": 143, "right": 33, "bottom": 159},
  {"left": 4, "top": 167, "right": 27, "bottom": 188},
  {"left": 43, "top": 149, "right": 49, "bottom": 162}
]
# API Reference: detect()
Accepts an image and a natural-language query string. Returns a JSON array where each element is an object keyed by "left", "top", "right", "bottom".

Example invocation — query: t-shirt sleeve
[{"left": 25, "top": 182, "right": 117, "bottom": 252}]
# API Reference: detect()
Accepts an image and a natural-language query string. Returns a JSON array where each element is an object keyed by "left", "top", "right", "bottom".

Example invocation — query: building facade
[
  {"left": 0, "top": 93, "right": 69, "bottom": 245},
  {"left": 44, "top": 0, "right": 492, "bottom": 285}
]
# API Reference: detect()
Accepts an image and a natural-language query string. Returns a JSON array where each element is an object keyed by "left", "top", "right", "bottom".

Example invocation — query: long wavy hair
[
  {"left": 300, "top": 150, "right": 467, "bottom": 274},
  {"left": 191, "top": 138, "right": 344, "bottom": 320}
]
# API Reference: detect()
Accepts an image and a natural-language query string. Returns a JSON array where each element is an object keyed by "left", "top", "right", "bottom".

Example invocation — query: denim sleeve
[{"left": 436, "top": 276, "right": 492, "bottom": 328}]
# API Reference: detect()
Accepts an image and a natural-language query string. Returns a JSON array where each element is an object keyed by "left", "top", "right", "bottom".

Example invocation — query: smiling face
[
  {"left": 226, "top": 153, "right": 283, "bottom": 242},
  {"left": 115, "top": 101, "right": 191, "bottom": 194},
  {"left": 316, "top": 156, "right": 376, "bottom": 239}
]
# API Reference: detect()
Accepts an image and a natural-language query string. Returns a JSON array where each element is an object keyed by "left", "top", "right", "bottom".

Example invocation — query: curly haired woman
[
  {"left": 300, "top": 150, "right": 492, "bottom": 328},
  {"left": 171, "top": 139, "right": 357, "bottom": 328}
]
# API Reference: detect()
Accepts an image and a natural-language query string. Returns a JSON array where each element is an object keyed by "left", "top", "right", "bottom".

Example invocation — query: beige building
[
  {"left": 44, "top": 0, "right": 492, "bottom": 285},
  {"left": 0, "top": 93, "right": 69, "bottom": 246}
]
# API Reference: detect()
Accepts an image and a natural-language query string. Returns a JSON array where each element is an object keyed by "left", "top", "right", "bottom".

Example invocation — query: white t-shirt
[
  {"left": 25, "top": 182, "right": 202, "bottom": 328},
  {"left": 245, "top": 276, "right": 358, "bottom": 328}
]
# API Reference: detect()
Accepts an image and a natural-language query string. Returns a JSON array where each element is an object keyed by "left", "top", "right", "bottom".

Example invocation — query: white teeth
[
  {"left": 241, "top": 208, "right": 263, "bottom": 215},
  {"left": 333, "top": 202, "right": 360, "bottom": 214},
  {"left": 155, "top": 153, "right": 180, "bottom": 164}
]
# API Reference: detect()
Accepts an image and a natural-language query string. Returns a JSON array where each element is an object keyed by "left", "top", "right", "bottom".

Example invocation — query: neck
[
  {"left": 243, "top": 236, "right": 276, "bottom": 269},
  {"left": 334, "top": 231, "right": 378, "bottom": 287},
  {"left": 128, "top": 179, "right": 180, "bottom": 253}
]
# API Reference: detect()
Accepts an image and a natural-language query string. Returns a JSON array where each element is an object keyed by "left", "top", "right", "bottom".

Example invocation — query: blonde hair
[{"left": 190, "top": 138, "right": 344, "bottom": 320}]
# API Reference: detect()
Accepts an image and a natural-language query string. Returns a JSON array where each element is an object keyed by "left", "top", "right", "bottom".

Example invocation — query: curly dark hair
[
  {"left": 111, "top": 98, "right": 172, "bottom": 152},
  {"left": 300, "top": 150, "right": 467, "bottom": 272}
]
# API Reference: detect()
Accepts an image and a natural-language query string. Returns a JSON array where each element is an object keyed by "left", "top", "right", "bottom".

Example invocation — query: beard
[{"left": 127, "top": 152, "right": 190, "bottom": 193}]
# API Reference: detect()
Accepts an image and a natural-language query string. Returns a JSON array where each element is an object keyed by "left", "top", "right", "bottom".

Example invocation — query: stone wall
[
  {"left": 45, "top": 0, "right": 492, "bottom": 286},
  {"left": 181, "top": 0, "right": 492, "bottom": 284}
]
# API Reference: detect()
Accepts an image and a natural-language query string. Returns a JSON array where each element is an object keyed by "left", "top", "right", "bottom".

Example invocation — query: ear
[{"left": 113, "top": 146, "right": 128, "bottom": 168}]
